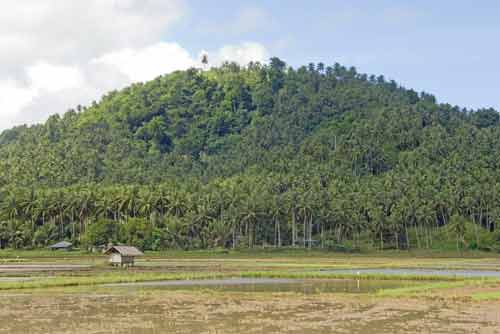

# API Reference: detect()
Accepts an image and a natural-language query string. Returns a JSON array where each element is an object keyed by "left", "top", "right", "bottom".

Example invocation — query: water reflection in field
[
  {"left": 322, "top": 268, "right": 500, "bottom": 278},
  {"left": 105, "top": 278, "right": 415, "bottom": 294}
]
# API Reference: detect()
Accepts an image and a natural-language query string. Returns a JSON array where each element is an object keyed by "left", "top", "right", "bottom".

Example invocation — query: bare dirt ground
[
  {"left": 0, "top": 288, "right": 499, "bottom": 334},
  {"left": 0, "top": 264, "right": 90, "bottom": 273},
  {"left": 1, "top": 253, "right": 500, "bottom": 333}
]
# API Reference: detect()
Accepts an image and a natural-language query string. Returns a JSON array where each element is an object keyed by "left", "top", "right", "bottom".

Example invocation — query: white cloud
[
  {"left": 0, "top": 40, "right": 269, "bottom": 131},
  {"left": 0, "top": 1, "right": 269, "bottom": 131},
  {"left": 0, "top": 0, "right": 186, "bottom": 78},
  {"left": 0, "top": 64, "right": 86, "bottom": 129},
  {"left": 92, "top": 41, "right": 270, "bottom": 84},
  {"left": 94, "top": 42, "right": 269, "bottom": 83},
  {"left": 27, "top": 63, "right": 84, "bottom": 93},
  {"left": 0, "top": 81, "right": 34, "bottom": 116},
  {"left": 213, "top": 42, "right": 269, "bottom": 66},
  {"left": 93, "top": 42, "right": 197, "bottom": 83},
  {"left": 8, "top": 62, "right": 130, "bottom": 127},
  {"left": 0, "top": 0, "right": 186, "bottom": 130}
]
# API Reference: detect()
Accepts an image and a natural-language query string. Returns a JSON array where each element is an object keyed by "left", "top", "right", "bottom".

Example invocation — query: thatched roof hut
[
  {"left": 48, "top": 241, "right": 73, "bottom": 251},
  {"left": 104, "top": 246, "right": 143, "bottom": 266}
]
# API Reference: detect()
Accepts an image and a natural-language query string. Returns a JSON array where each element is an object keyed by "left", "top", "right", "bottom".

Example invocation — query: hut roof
[
  {"left": 104, "top": 246, "right": 143, "bottom": 256},
  {"left": 48, "top": 241, "right": 72, "bottom": 249}
]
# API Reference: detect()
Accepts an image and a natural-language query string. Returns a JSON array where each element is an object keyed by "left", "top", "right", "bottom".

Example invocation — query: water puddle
[
  {"left": 322, "top": 268, "right": 500, "bottom": 278},
  {"left": 105, "top": 278, "right": 415, "bottom": 294}
]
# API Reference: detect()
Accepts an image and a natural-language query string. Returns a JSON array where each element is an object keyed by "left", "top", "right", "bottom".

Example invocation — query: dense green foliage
[{"left": 1, "top": 58, "right": 500, "bottom": 251}]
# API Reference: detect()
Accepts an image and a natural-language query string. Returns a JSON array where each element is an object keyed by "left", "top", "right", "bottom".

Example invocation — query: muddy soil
[{"left": 1, "top": 289, "right": 499, "bottom": 334}]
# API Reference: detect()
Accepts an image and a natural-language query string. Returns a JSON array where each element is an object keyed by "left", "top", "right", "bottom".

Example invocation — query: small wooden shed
[
  {"left": 48, "top": 241, "right": 73, "bottom": 251},
  {"left": 104, "top": 246, "right": 143, "bottom": 267}
]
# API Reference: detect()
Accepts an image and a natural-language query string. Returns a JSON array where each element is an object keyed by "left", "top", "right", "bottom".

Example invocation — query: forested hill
[{"left": 1, "top": 58, "right": 500, "bottom": 251}]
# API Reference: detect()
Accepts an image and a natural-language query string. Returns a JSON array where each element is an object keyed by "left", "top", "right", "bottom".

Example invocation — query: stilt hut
[
  {"left": 48, "top": 241, "right": 73, "bottom": 251},
  {"left": 104, "top": 246, "right": 143, "bottom": 267}
]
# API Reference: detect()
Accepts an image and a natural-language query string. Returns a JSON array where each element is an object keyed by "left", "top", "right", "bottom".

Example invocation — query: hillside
[{"left": 1, "top": 58, "right": 500, "bottom": 251}]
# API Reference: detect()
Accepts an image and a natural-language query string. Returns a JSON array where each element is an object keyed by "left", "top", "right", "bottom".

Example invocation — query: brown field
[
  {"left": 1, "top": 286, "right": 500, "bottom": 334},
  {"left": 1, "top": 251, "right": 500, "bottom": 333}
]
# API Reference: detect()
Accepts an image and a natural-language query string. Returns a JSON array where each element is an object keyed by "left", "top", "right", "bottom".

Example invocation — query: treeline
[
  {"left": 1, "top": 167, "right": 499, "bottom": 251},
  {"left": 1, "top": 58, "right": 500, "bottom": 251}
]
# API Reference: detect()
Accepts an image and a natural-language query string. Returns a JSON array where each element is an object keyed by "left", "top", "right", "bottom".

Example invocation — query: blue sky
[
  {"left": 174, "top": 0, "right": 500, "bottom": 110},
  {"left": 1, "top": 1, "right": 499, "bottom": 130}
]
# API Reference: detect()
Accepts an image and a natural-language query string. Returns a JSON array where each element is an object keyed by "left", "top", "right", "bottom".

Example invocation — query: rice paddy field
[{"left": 1, "top": 249, "right": 500, "bottom": 333}]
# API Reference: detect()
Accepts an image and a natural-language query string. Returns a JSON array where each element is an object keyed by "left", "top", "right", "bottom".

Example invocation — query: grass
[
  {"left": 2, "top": 247, "right": 500, "bottom": 260},
  {"left": 240, "top": 270, "right": 476, "bottom": 282},
  {"left": 1, "top": 250, "right": 500, "bottom": 296},
  {"left": 0, "top": 272, "right": 230, "bottom": 291},
  {"left": 376, "top": 278, "right": 500, "bottom": 298},
  {"left": 0, "top": 269, "right": 485, "bottom": 291},
  {"left": 147, "top": 248, "right": 500, "bottom": 259},
  {"left": 0, "top": 249, "right": 93, "bottom": 258},
  {"left": 376, "top": 281, "right": 469, "bottom": 297},
  {"left": 472, "top": 291, "right": 500, "bottom": 301},
  {"left": 8, "top": 248, "right": 500, "bottom": 273},
  {"left": 136, "top": 256, "right": 500, "bottom": 275}
]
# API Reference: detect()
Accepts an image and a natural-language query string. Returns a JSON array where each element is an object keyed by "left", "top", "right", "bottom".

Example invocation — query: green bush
[{"left": 81, "top": 219, "right": 121, "bottom": 248}]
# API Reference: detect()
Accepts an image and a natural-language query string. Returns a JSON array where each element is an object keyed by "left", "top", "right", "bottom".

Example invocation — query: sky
[{"left": 1, "top": 0, "right": 500, "bottom": 131}]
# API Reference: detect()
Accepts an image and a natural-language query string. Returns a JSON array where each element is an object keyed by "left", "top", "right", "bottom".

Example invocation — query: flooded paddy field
[
  {"left": 1, "top": 251, "right": 500, "bottom": 333},
  {"left": 324, "top": 268, "right": 500, "bottom": 278}
]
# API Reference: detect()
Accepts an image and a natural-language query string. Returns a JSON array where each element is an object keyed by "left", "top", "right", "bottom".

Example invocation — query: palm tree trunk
[
  {"left": 405, "top": 222, "right": 410, "bottom": 249},
  {"left": 232, "top": 226, "right": 236, "bottom": 249},
  {"left": 320, "top": 224, "right": 324, "bottom": 248},
  {"left": 308, "top": 213, "right": 313, "bottom": 249},
  {"left": 415, "top": 223, "right": 421, "bottom": 248},
  {"left": 277, "top": 219, "right": 281, "bottom": 247},
  {"left": 303, "top": 213, "right": 306, "bottom": 248}
]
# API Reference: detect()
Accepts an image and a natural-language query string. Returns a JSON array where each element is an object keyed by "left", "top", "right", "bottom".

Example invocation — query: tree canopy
[{"left": 1, "top": 58, "right": 500, "bottom": 252}]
